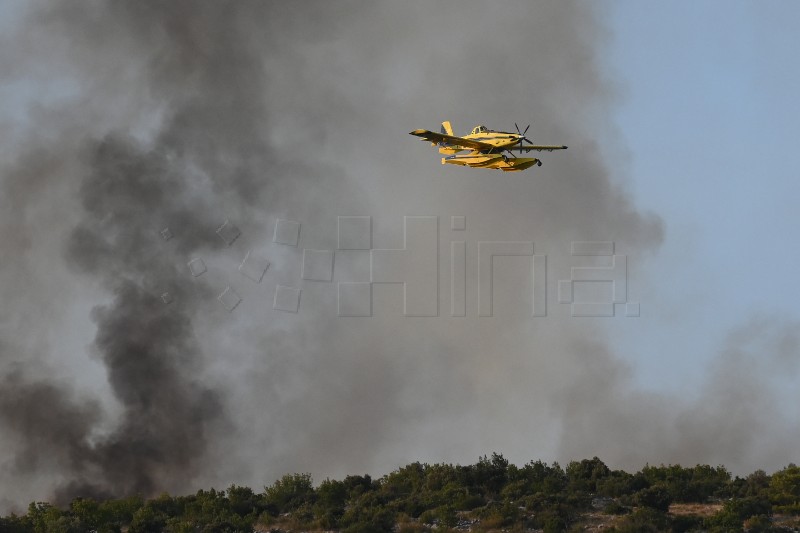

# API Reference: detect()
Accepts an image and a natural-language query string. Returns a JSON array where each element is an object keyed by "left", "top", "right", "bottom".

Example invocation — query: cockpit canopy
[{"left": 471, "top": 125, "right": 489, "bottom": 135}]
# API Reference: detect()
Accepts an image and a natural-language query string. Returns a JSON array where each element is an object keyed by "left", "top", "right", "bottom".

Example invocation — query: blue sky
[{"left": 603, "top": 1, "right": 800, "bottom": 390}]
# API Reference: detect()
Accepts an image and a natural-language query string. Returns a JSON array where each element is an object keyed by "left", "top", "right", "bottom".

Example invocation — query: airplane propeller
[
  {"left": 505, "top": 122, "right": 536, "bottom": 159},
  {"left": 514, "top": 122, "right": 534, "bottom": 145}
]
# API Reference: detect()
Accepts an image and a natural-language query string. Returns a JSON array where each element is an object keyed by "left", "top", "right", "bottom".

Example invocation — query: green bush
[
  {"left": 769, "top": 465, "right": 800, "bottom": 514},
  {"left": 603, "top": 501, "right": 629, "bottom": 515},
  {"left": 705, "top": 497, "right": 772, "bottom": 532},
  {"left": 634, "top": 483, "right": 673, "bottom": 512}
]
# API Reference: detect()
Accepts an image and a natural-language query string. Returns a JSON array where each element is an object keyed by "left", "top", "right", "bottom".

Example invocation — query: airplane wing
[
  {"left": 507, "top": 144, "right": 568, "bottom": 152},
  {"left": 409, "top": 129, "right": 494, "bottom": 151}
]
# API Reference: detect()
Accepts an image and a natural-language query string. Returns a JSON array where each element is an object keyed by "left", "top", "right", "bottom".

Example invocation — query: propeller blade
[
  {"left": 523, "top": 124, "right": 530, "bottom": 135},
  {"left": 514, "top": 123, "right": 521, "bottom": 135}
]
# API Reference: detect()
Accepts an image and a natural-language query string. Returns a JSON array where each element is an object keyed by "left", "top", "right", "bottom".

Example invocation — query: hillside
[{"left": 2, "top": 455, "right": 800, "bottom": 533}]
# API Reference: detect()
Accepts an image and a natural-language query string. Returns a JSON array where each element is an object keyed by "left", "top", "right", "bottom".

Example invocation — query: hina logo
[{"left": 162, "top": 216, "right": 639, "bottom": 318}]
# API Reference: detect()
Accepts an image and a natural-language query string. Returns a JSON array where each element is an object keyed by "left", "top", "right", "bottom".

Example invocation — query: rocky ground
[{"left": 253, "top": 502, "right": 800, "bottom": 533}]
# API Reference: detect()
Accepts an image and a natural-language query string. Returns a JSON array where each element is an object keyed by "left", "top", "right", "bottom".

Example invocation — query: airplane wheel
[{"left": 537, "top": 160, "right": 542, "bottom": 167}]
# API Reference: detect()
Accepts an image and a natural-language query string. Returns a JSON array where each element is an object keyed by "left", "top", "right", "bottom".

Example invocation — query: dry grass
[
  {"left": 668, "top": 502, "right": 723, "bottom": 517},
  {"left": 773, "top": 513, "right": 800, "bottom": 529},
  {"left": 575, "top": 511, "right": 620, "bottom": 532}
]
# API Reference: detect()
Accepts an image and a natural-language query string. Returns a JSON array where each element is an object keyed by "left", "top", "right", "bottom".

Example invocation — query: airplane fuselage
[{"left": 461, "top": 131, "right": 524, "bottom": 152}]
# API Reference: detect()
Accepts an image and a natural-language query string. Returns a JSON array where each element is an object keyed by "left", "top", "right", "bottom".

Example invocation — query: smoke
[
  {"left": 553, "top": 317, "right": 800, "bottom": 474},
  {"left": 0, "top": 0, "right": 294, "bottom": 503},
  {"left": 0, "top": 0, "right": 796, "bottom": 512}
]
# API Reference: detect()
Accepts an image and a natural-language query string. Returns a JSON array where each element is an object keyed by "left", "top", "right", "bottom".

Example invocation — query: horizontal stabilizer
[{"left": 508, "top": 144, "right": 568, "bottom": 152}]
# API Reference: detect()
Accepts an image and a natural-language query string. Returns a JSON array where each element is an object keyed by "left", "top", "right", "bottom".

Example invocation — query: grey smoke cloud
[
  {"left": 0, "top": 0, "right": 796, "bottom": 512},
  {"left": 552, "top": 317, "right": 800, "bottom": 473}
]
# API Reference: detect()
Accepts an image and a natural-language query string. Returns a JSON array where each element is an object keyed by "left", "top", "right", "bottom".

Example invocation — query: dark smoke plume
[{"left": 0, "top": 1, "right": 284, "bottom": 503}]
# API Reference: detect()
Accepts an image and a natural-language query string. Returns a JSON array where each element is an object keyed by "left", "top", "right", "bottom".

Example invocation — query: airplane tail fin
[{"left": 438, "top": 121, "right": 461, "bottom": 153}]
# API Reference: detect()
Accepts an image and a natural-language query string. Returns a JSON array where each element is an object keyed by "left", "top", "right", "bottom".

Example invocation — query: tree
[
  {"left": 686, "top": 464, "right": 732, "bottom": 501},
  {"left": 472, "top": 453, "right": 509, "bottom": 497},
  {"left": 97, "top": 495, "right": 143, "bottom": 531},
  {"left": 634, "top": 484, "right": 672, "bottom": 512},
  {"left": 128, "top": 504, "right": 168, "bottom": 533},
  {"left": 340, "top": 492, "right": 395, "bottom": 533},
  {"left": 343, "top": 475, "right": 375, "bottom": 499},
  {"left": 597, "top": 470, "right": 648, "bottom": 498},
  {"left": 0, "top": 514, "right": 34, "bottom": 533},
  {"left": 705, "top": 497, "right": 772, "bottom": 533},
  {"left": 226, "top": 485, "right": 258, "bottom": 517},
  {"left": 566, "top": 457, "right": 611, "bottom": 493},
  {"left": 769, "top": 465, "right": 800, "bottom": 513},
  {"left": 25, "top": 503, "right": 61, "bottom": 533},
  {"left": 68, "top": 498, "right": 100, "bottom": 530},
  {"left": 264, "top": 473, "right": 315, "bottom": 513},
  {"left": 517, "top": 460, "right": 567, "bottom": 495},
  {"left": 737, "top": 469, "right": 771, "bottom": 498},
  {"left": 313, "top": 478, "right": 348, "bottom": 528}
]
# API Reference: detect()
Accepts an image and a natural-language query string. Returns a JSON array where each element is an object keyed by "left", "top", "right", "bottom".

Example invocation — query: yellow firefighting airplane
[{"left": 410, "top": 121, "right": 567, "bottom": 171}]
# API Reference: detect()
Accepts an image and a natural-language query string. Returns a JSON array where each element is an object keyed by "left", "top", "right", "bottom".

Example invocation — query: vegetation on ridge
[{"left": 2, "top": 454, "right": 800, "bottom": 533}]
